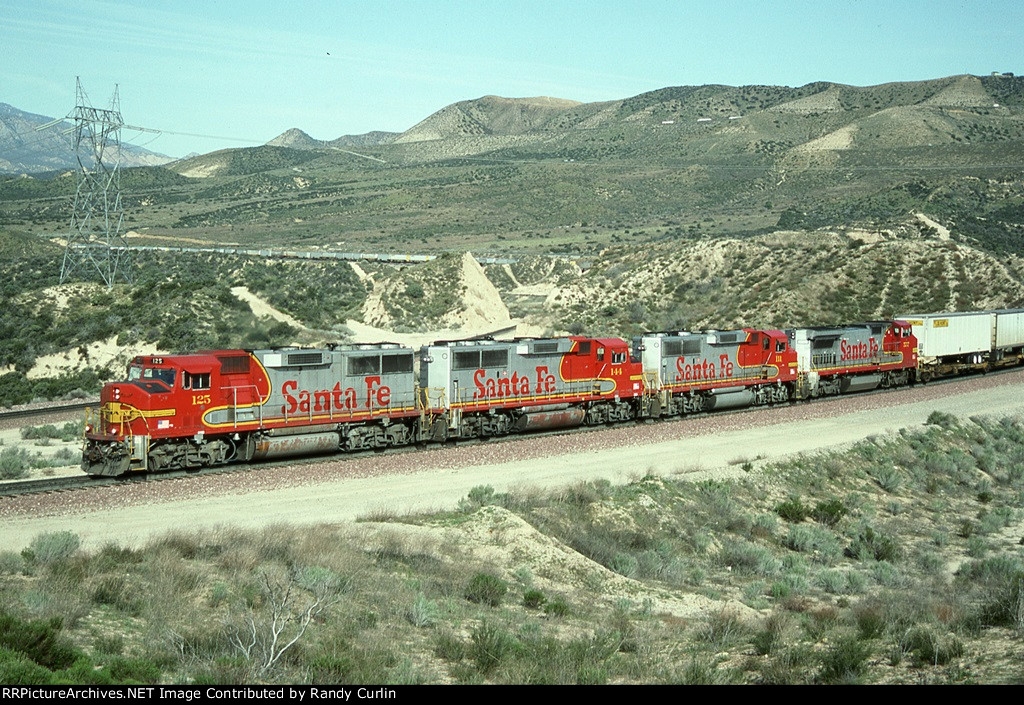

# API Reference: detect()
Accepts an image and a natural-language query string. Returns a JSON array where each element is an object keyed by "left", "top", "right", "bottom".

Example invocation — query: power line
[{"left": 120, "top": 124, "right": 265, "bottom": 144}]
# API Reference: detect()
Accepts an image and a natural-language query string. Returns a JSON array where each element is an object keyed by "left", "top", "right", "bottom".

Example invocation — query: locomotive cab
[{"left": 82, "top": 354, "right": 224, "bottom": 476}]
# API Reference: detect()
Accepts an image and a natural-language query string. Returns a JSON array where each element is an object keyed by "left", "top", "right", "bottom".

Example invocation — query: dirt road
[{"left": 5, "top": 371, "right": 1024, "bottom": 550}]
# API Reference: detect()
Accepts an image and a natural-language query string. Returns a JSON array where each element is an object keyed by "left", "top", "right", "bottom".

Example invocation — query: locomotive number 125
[{"left": 192, "top": 394, "right": 212, "bottom": 406}]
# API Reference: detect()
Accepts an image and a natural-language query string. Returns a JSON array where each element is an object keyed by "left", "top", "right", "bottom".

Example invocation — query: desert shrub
[
  {"left": 560, "top": 479, "right": 610, "bottom": 507},
  {"left": 0, "top": 647, "right": 54, "bottom": 685},
  {"left": 784, "top": 525, "right": 842, "bottom": 563},
  {"left": 433, "top": 629, "right": 468, "bottom": 662},
  {"left": 967, "top": 536, "right": 989, "bottom": 558},
  {"left": 105, "top": 656, "right": 162, "bottom": 684},
  {"left": 609, "top": 553, "right": 639, "bottom": 578},
  {"left": 959, "top": 557, "right": 1024, "bottom": 628},
  {"left": 698, "top": 609, "right": 751, "bottom": 650},
  {"left": 0, "top": 447, "right": 30, "bottom": 479},
  {"left": 752, "top": 611, "right": 792, "bottom": 655},
  {"left": 869, "top": 466, "right": 902, "bottom": 493},
  {"left": 93, "top": 634, "right": 124, "bottom": 656},
  {"left": 0, "top": 611, "right": 80, "bottom": 670},
  {"left": 20, "top": 423, "right": 80, "bottom": 441},
  {"left": 523, "top": 589, "right": 547, "bottom": 609},
  {"left": 852, "top": 601, "right": 887, "bottom": 639},
  {"left": 846, "top": 526, "right": 901, "bottom": 562},
  {"left": 751, "top": 513, "right": 778, "bottom": 539},
  {"left": 926, "top": 410, "right": 958, "bottom": 429},
  {"left": 294, "top": 565, "right": 348, "bottom": 595},
  {"left": 90, "top": 575, "right": 138, "bottom": 614},
  {"left": 406, "top": 593, "right": 438, "bottom": 628},
  {"left": 719, "top": 539, "right": 782, "bottom": 576},
  {"left": 0, "top": 552, "right": 25, "bottom": 575},
  {"left": 26, "top": 531, "right": 80, "bottom": 564},
  {"left": 871, "top": 561, "right": 904, "bottom": 588},
  {"left": 818, "top": 635, "right": 872, "bottom": 684},
  {"left": 544, "top": 597, "right": 570, "bottom": 618},
  {"left": 776, "top": 497, "right": 809, "bottom": 523},
  {"left": 459, "top": 485, "right": 498, "bottom": 511},
  {"left": 465, "top": 572, "right": 508, "bottom": 607},
  {"left": 304, "top": 637, "right": 398, "bottom": 685},
  {"left": 470, "top": 622, "right": 515, "bottom": 673},
  {"left": 758, "top": 644, "right": 816, "bottom": 685},
  {"left": 979, "top": 506, "right": 1014, "bottom": 534},
  {"left": 817, "top": 570, "right": 852, "bottom": 594},
  {"left": 94, "top": 542, "right": 143, "bottom": 570},
  {"left": 900, "top": 627, "right": 964, "bottom": 666},
  {"left": 190, "top": 658, "right": 251, "bottom": 685},
  {"left": 812, "top": 498, "right": 847, "bottom": 527}
]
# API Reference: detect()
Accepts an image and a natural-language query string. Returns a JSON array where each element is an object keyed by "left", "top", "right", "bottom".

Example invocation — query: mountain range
[
  {"left": 263, "top": 73, "right": 1024, "bottom": 156},
  {"left": 5, "top": 73, "right": 1023, "bottom": 177},
  {"left": 4, "top": 73, "right": 1023, "bottom": 259}
]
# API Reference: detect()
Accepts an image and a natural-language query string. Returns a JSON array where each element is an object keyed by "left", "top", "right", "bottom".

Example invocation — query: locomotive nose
[
  {"left": 103, "top": 382, "right": 152, "bottom": 408},
  {"left": 95, "top": 383, "right": 150, "bottom": 437},
  {"left": 102, "top": 382, "right": 133, "bottom": 404}
]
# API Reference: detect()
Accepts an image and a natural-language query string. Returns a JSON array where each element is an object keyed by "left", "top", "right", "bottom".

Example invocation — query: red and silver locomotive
[
  {"left": 633, "top": 328, "right": 797, "bottom": 416},
  {"left": 419, "top": 335, "right": 645, "bottom": 438},
  {"left": 787, "top": 320, "right": 917, "bottom": 397},
  {"left": 83, "top": 344, "right": 419, "bottom": 475},
  {"left": 82, "top": 320, "right": 920, "bottom": 477}
]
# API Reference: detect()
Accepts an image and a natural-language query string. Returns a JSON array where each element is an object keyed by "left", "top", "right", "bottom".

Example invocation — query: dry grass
[{"left": 3, "top": 415, "right": 1024, "bottom": 684}]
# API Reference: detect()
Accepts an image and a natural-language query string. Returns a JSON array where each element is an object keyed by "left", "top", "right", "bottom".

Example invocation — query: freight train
[{"left": 80, "top": 309, "right": 1024, "bottom": 477}]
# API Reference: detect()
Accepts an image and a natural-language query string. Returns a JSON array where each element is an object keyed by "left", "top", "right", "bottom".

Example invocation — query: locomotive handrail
[{"left": 226, "top": 384, "right": 264, "bottom": 428}]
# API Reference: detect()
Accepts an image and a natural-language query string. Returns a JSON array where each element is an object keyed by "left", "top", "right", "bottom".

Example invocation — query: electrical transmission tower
[{"left": 60, "top": 78, "right": 132, "bottom": 288}]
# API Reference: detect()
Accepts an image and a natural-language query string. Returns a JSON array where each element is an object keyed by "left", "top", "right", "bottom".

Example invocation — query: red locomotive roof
[{"left": 570, "top": 335, "right": 629, "bottom": 346}]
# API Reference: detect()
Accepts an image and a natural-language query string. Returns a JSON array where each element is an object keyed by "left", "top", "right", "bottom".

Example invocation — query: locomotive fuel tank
[{"left": 250, "top": 432, "right": 341, "bottom": 459}]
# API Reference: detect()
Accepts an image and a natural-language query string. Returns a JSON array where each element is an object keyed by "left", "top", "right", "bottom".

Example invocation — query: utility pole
[{"left": 60, "top": 78, "right": 132, "bottom": 288}]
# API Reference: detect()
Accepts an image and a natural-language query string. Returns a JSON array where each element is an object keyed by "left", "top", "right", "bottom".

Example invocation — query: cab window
[
  {"left": 183, "top": 372, "right": 211, "bottom": 390},
  {"left": 142, "top": 368, "right": 176, "bottom": 388},
  {"left": 611, "top": 351, "right": 626, "bottom": 364},
  {"left": 776, "top": 341, "right": 786, "bottom": 353}
]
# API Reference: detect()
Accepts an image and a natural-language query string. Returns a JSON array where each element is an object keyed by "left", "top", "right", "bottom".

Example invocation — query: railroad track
[
  {"left": 2, "top": 366, "right": 1020, "bottom": 500},
  {"left": 0, "top": 400, "right": 94, "bottom": 424},
  {"left": 0, "top": 475, "right": 114, "bottom": 496}
]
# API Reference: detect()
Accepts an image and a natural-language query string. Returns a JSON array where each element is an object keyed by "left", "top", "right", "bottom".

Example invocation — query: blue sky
[{"left": 2, "top": 0, "right": 1021, "bottom": 157}]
